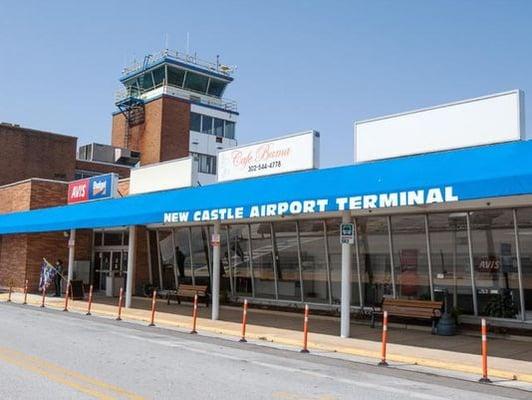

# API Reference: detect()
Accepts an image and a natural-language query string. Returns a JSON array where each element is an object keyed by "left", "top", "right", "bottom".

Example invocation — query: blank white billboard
[
  {"left": 354, "top": 90, "right": 525, "bottom": 163},
  {"left": 218, "top": 131, "right": 320, "bottom": 182},
  {"left": 129, "top": 157, "right": 197, "bottom": 195}
]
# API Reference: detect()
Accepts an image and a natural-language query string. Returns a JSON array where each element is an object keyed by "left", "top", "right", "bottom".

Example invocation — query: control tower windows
[
  {"left": 190, "top": 112, "right": 202, "bottom": 132},
  {"left": 224, "top": 121, "right": 235, "bottom": 139},
  {"left": 168, "top": 66, "right": 185, "bottom": 87},
  {"left": 142, "top": 72, "right": 154, "bottom": 90},
  {"left": 185, "top": 72, "right": 209, "bottom": 93},
  {"left": 207, "top": 79, "right": 227, "bottom": 97},
  {"left": 192, "top": 152, "right": 217, "bottom": 175},
  {"left": 214, "top": 118, "right": 224, "bottom": 137},
  {"left": 201, "top": 116, "right": 214, "bottom": 135},
  {"left": 152, "top": 67, "right": 165, "bottom": 86}
]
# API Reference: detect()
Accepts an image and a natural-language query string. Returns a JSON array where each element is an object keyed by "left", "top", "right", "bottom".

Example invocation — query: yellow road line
[{"left": 0, "top": 346, "right": 146, "bottom": 400}]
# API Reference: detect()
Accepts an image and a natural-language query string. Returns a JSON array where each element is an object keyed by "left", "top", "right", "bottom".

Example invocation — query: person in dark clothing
[
  {"left": 175, "top": 247, "right": 186, "bottom": 278},
  {"left": 54, "top": 259, "right": 64, "bottom": 297}
]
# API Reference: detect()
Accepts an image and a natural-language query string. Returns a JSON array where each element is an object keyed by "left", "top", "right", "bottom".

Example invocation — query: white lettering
[
  {"left": 193, "top": 211, "right": 202, "bottom": 221},
  {"left": 289, "top": 201, "right": 302, "bottom": 214},
  {"left": 379, "top": 193, "right": 398, "bottom": 208},
  {"left": 303, "top": 200, "right": 315, "bottom": 213},
  {"left": 363, "top": 195, "right": 378, "bottom": 209},
  {"left": 266, "top": 204, "right": 277, "bottom": 216},
  {"left": 349, "top": 196, "right": 362, "bottom": 210},
  {"left": 445, "top": 186, "right": 458, "bottom": 202},
  {"left": 336, "top": 197, "right": 348, "bottom": 211},
  {"left": 316, "top": 199, "right": 328, "bottom": 212},
  {"left": 235, "top": 207, "right": 244, "bottom": 219},
  {"left": 426, "top": 188, "right": 444, "bottom": 204},
  {"left": 278, "top": 202, "right": 289, "bottom": 215},
  {"left": 407, "top": 190, "right": 424, "bottom": 206},
  {"left": 250, "top": 206, "right": 260, "bottom": 218}
]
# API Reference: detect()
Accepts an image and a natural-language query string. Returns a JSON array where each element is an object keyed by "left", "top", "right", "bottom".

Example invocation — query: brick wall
[
  {"left": 111, "top": 96, "right": 191, "bottom": 166},
  {"left": 0, "top": 235, "right": 27, "bottom": 290},
  {"left": 0, "top": 124, "right": 77, "bottom": 186},
  {"left": 0, "top": 181, "right": 32, "bottom": 213},
  {"left": 26, "top": 233, "right": 69, "bottom": 292}
]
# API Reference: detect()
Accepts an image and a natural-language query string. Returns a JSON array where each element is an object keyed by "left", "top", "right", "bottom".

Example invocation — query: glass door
[{"left": 95, "top": 251, "right": 112, "bottom": 291}]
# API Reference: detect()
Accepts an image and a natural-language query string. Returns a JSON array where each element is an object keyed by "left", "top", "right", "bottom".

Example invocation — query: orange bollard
[
  {"left": 479, "top": 318, "right": 491, "bottom": 383},
  {"left": 86, "top": 284, "right": 93, "bottom": 315},
  {"left": 378, "top": 311, "right": 389, "bottom": 366},
  {"left": 116, "top": 287, "right": 124, "bottom": 321},
  {"left": 40, "top": 286, "right": 46, "bottom": 308},
  {"left": 63, "top": 281, "right": 70, "bottom": 311},
  {"left": 7, "top": 282, "right": 12, "bottom": 302},
  {"left": 239, "top": 299, "right": 249, "bottom": 343},
  {"left": 190, "top": 294, "right": 198, "bottom": 334},
  {"left": 148, "top": 290, "right": 157, "bottom": 327},
  {"left": 300, "top": 304, "right": 310, "bottom": 353},
  {"left": 23, "top": 280, "right": 28, "bottom": 305}
]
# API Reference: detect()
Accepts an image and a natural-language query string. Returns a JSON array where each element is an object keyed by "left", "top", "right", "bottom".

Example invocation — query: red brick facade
[
  {"left": 75, "top": 160, "right": 131, "bottom": 179},
  {"left": 0, "top": 123, "right": 77, "bottom": 186},
  {"left": 111, "top": 96, "right": 191, "bottom": 166}
]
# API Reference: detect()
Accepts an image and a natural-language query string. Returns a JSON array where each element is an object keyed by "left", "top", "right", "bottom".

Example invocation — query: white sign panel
[
  {"left": 355, "top": 90, "right": 525, "bottom": 163},
  {"left": 218, "top": 131, "right": 320, "bottom": 182},
  {"left": 129, "top": 157, "right": 197, "bottom": 195}
]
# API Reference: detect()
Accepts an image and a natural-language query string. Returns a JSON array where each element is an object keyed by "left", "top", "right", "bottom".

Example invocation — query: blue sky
[{"left": 1, "top": 1, "right": 531, "bottom": 167}]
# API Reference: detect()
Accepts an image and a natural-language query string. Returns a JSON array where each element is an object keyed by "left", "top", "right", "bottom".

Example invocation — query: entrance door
[{"left": 95, "top": 251, "right": 112, "bottom": 291}]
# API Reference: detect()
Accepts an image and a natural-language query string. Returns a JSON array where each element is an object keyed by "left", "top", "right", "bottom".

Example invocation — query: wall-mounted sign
[
  {"left": 129, "top": 157, "right": 197, "bottom": 195},
  {"left": 217, "top": 131, "right": 320, "bottom": 182},
  {"left": 340, "top": 223, "right": 355, "bottom": 244},
  {"left": 67, "top": 173, "right": 118, "bottom": 204}
]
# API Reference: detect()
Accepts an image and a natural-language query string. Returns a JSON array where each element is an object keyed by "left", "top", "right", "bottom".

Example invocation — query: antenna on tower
[
  {"left": 186, "top": 32, "right": 190, "bottom": 55},
  {"left": 164, "top": 33, "right": 169, "bottom": 52}
]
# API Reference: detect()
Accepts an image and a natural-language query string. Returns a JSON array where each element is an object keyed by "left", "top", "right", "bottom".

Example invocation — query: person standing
[
  {"left": 54, "top": 259, "right": 64, "bottom": 297},
  {"left": 175, "top": 246, "right": 186, "bottom": 278}
]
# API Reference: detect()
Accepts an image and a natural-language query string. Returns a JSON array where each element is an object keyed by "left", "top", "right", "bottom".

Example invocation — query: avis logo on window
[{"left": 92, "top": 179, "right": 108, "bottom": 196}]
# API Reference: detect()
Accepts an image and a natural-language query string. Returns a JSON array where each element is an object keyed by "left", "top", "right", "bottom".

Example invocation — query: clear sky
[{"left": 1, "top": 1, "right": 531, "bottom": 167}]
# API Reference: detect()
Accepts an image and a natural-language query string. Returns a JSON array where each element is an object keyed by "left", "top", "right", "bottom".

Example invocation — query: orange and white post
[
  {"left": 479, "top": 318, "right": 491, "bottom": 383},
  {"left": 116, "top": 287, "right": 124, "bottom": 321},
  {"left": 148, "top": 290, "right": 157, "bottom": 327},
  {"left": 190, "top": 293, "right": 198, "bottom": 334},
  {"left": 40, "top": 286, "right": 46, "bottom": 308},
  {"left": 86, "top": 284, "right": 93, "bottom": 315},
  {"left": 63, "top": 280, "right": 70, "bottom": 312},
  {"left": 239, "top": 299, "right": 249, "bottom": 343},
  {"left": 23, "top": 279, "right": 28, "bottom": 305},
  {"left": 378, "top": 311, "right": 389, "bottom": 366},
  {"left": 300, "top": 304, "right": 310, "bottom": 353}
]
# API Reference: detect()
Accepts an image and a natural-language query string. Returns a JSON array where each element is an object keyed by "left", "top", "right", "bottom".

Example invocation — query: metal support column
[
  {"left": 125, "top": 226, "right": 137, "bottom": 308},
  {"left": 353, "top": 218, "right": 364, "bottom": 309},
  {"left": 212, "top": 221, "right": 221, "bottom": 320},
  {"left": 146, "top": 231, "right": 153, "bottom": 285},
  {"left": 340, "top": 212, "right": 352, "bottom": 338},
  {"left": 67, "top": 229, "right": 76, "bottom": 285},
  {"left": 155, "top": 230, "right": 164, "bottom": 290}
]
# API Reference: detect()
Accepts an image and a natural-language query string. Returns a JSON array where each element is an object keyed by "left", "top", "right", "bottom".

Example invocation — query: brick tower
[{"left": 111, "top": 50, "right": 239, "bottom": 184}]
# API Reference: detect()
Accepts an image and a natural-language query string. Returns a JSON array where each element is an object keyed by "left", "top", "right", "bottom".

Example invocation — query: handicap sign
[{"left": 340, "top": 223, "right": 354, "bottom": 244}]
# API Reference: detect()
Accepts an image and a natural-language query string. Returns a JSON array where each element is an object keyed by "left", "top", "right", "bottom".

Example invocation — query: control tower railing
[
  {"left": 122, "top": 49, "right": 236, "bottom": 78},
  {"left": 115, "top": 82, "right": 238, "bottom": 112}
]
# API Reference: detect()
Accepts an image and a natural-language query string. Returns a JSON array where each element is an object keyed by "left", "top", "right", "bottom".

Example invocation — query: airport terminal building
[{"left": 0, "top": 52, "right": 531, "bottom": 333}]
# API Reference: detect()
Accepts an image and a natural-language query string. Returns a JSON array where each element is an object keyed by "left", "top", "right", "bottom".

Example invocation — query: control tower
[{"left": 111, "top": 49, "right": 238, "bottom": 184}]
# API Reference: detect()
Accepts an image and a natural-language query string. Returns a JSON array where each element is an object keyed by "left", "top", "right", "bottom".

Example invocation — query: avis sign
[
  {"left": 217, "top": 131, "right": 320, "bottom": 182},
  {"left": 68, "top": 173, "right": 118, "bottom": 204}
]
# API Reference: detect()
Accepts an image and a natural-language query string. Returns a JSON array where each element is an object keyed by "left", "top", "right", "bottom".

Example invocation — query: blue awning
[{"left": 1, "top": 140, "right": 532, "bottom": 235}]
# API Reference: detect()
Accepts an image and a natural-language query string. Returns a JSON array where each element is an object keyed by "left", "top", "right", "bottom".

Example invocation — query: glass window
[
  {"left": 391, "top": 215, "right": 431, "bottom": 300},
  {"left": 192, "top": 153, "right": 217, "bottom": 175},
  {"left": 103, "top": 232, "right": 123, "bottom": 246},
  {"left": 250, "top": 223, "right": 276, "bottom": 299},
  {"left": 190, "top": 226, "right": 211, "bottom": 286},
  {"left": 174, "top": 228, "right": 192, "bottom": 284},
  {"left": 273, "top": 221, "right": 300, "bottom": 301},
  {"left": 207, "top": 79, "right": 227, "bottom": 97},
  {"left": 213, "top": 118, "right": 224, "bottom": 137},
  {"left": 94, "top": 232, "right": 103, "bottom": 247},
  {"left": 168, "top": 67, "right": 185, "bottom": 87},
  {"left": 299, "top": 220, "right": 329, "bottom": 303},
  {"left": 224, "top": 121, "right": 235, "bottom": 139},
  {"left": 184, "top": 71, "right": 209, "bottom": 93},
  {"left": 357, "top": 216, "right": 392, "bottom": 307},
  {"left": 190, "top": 112, "right": 201, "bottom": 132},
  {"left": 516, "top": 208, "right": 532, "bottom": 319},
  {"left": 157, "top": 230, "right": 177, "bottom": 290},
  {"left": 201, "top": 115, "right": 213, "bottom": 134},
  {"left": 429, "top": 213, "right": 474, "bottom": 315},
  {"left": 228, "top": 225, "right": 253, "bottom": 296},
  {"left": 325, "top": 218, "right": 343, "bottom": 305},
  {"left": 470, "top": 209, "right": 521, "bottom": 319},
  {"left": 152, "top": 67, "right": 165, "bottom": 86},
  {"left": 141, "top": 72, "right": 154, "bottom": 90}
]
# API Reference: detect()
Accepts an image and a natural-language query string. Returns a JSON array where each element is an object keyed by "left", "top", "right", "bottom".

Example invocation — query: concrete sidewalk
[{"left": 2, "top": 292, "right": 532, "bottom": 383}]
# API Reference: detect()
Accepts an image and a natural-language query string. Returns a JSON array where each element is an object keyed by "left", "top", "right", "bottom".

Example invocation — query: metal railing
[
  {"left": 122, "top": 49, "right": 236, "bottom": 77},
  {"left": 115, "top": 82, "right": 238, "bottom": 112}
]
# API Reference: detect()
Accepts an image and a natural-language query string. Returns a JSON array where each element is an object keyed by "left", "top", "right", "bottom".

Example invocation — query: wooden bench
[
  {"left": 371, "top": 298, "right": 443, "bottom": 334},
  {"left": 175, "top": 284, "right": 209, "bottom": 307}
]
